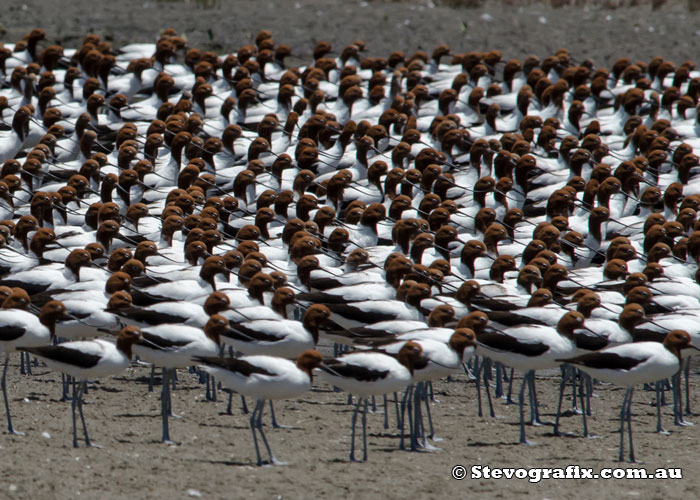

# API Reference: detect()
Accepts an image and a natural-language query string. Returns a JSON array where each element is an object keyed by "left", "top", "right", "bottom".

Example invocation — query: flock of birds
[{"left": 0, "top": 27, "right": 699, "bottom": 466}]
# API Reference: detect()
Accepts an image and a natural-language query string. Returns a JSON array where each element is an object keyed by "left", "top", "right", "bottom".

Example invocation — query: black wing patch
[
  {"left": 487, "top": 311, "right": 548, "bottom": 327},
  {"left": 0, "top": 325, "right": 27, "bottom": 341},
  {"left": 296, "top": 291, "right": 350, "bottom": 304},
  {"left": 477, "top": 332, "right": 550, "bottom": 357},
  {"left": 573, "top": 332, "right": 609, "bottom": 351},
  {"left": 319, "top": 360, "right": 389, "bottom": 382},
  {"left": 118, "top": 306, "right": 186, "bottom": 326},
  {"left": 0, "top": 280, "right": 50, "bottom": 296},
  {"left": 630, "top": 328, "right": 666, "bottom": 343},
  {"left": 327, "top": 303, "right": 396, "bottom": 324},
  {"left": 194, "top": 356, "right": 276, "bottom": 377},
  {"left": 129, "top": 289, "right": 165, "bottom": 307},
  {"left": 140, "top": 331, "right": 192, "bottom": 350},
  {"left": 20, "top": 345, "right": 101, "bottom": 369},
  {"left": 560, "top": 352, "right": 646, "bottom": 371},
  {"left": 470, "top": 296, "right": 518, "bottom": 311},
  {"left": 308, "top": 277, "right": 344, "bottom": 291},
  {"left": 223, "top": 324, "right": 282, "bottom": 343}
]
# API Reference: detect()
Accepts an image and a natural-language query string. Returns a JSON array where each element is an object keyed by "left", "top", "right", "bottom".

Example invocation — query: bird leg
[
  {"left": 3, "top": 355, "right": 23, "bottom": 436},
  {"left": 75, "top": 379, "right": 100, "bottom": 448},
  {"left": 71, "top": 378, "right": 79, "bottom": 448},
  {"left": 249, "top": 399, "right": 264, "bottom": 466},
  {"left": 618, "top": 388, "right": 629, "bottom": 462},
  {"left": 349, "top": 397, "right": 362, "bottom": 462},
  {"left": 528, "top": 371, "right": 550, "bottom": 425},
  {"left": 361, "top": 398, "right": 369, "bottom": 462},
  {"left": 505, "top": 366, "right": 517, "bottom": 404},
  {"left": 161, "top": 368, "right": 173, "bottom": 443},
  {"left": 399, "top": 386, "right": 412, "bottom": 450},
  {"left": 518, "top": 372, "right": 533, "bottom": 445},
  {"left": 579, "top": 372, "right": 589, "bottom": 437},
  {"left": 224, "top": 390, "right": 233, "bottom": 415},
  {"left": 382, "top": 395, "right": 389, "bottom": 429},
  {"left": 684, "top": 358, "right": 694, "bottom": 416},
  {"left": 269, "top": 400, "right": 291, "bottom": 429},
  {"left": 626, "top": 388, "right": 635, "bottom": 463},
  {"left": 61, "top": 373, "right": 72, "bottom": 402},
  {"left": 553, "top": 365, "right": 571, "bottom": 436},
  {"left": 420, "top": 382, "right": 442, "bottom": 449},
  {"left": 257, "top": 399, "right": 283, "bottom": 465},
  {"left": 655, "top": 381, "right": 668, "bottom": 434},
  {"left": 473, "top": 357, "right": 484, "bottom": 417}
]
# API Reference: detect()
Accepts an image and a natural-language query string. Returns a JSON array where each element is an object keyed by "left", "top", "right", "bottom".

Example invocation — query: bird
[
  {"left": 475, "top": 312, "right": 583, "bottom": 444},
  {"left": 316, "top": 341, "right": 425, "bottom": 461},
  {"left": 131, "top": 315, "right": 228, "bottom": 443},
  {"left": 196, "top": 349, "right": 323, "bottom": 466},
  {"left": 0, "top": 299, "right": 66, "bottom": 434},
  {"left": 19, "top": 326, "right": 142, "bottom": 447},
  {"left": 559, "top": 330, "right": 698, "bottom": 462}
]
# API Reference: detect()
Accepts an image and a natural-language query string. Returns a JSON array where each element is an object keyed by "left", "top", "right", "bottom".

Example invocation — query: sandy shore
[
  {"left": 2, "top": 0, "right": 700, "bottom": 66},
  {"left": 1, "top": 0, "right": 700, "bottom": 498},
  {"left": 1, "top": 355, "right": 699, "bottom": 499}
]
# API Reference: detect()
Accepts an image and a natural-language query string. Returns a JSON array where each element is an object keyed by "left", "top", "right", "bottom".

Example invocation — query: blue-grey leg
[
  {"left": 256, "top": 399, "right": 281, "bottom": 465},
  {"left": 570, "top": 366, "right": 579, "bottom": 413},
  {"left": 473, "top": 357, "right": 484, "bottom": 417},
  {"left": 225, "top": 391, "right": 233, "bottom": 415},
  {"left": 61, "top": 373, "right": 71, "bottom": 401},
  {"left": 393, "top": 392, "right": 400, "bottom": 430},
  {"left": 493, "top": 360, "right": 503, "bottom": 398},
  {"left": 528, "top": 372, "right": 549, "bottom": 425},
  {"left": 148, "top": 364, "right": 155, "bottom": 392},
  {"left": 249, "top": 399, "right": 264, "bottom": 466},
  {"left": 684, "top": 358, "right": 693, "bottom": 415},
  {"left": 382, "top": 395, "right": 389, "bottom": 429},
  {"left": 518, "top": 372, "right": 530, "bottom": 444},
  {"left": 655, "top": 381, "right": 667, "bottom": 434},
  {"left": 672, "top": 371, "right": 689, "bottom": 426},
  {"left": 506, "top": 367, "right": 517, "bottom": 404},
  {"left": 427, "top": 381, "right": 438, "bottom": 403},
  {"left": 618, "top": 388, "right": 630, "bottom": 462},
  {"left": 553, "top": 365, "right": 569, "bottom": 436},
  {"left": 171, "top": 369, "right": 177, "bottom": 390},
  {"left": 349, "top": 398, "right": 362, "bottom": 462},
  {"left": 71, "top": 378, "right": 79, "bottom": 447},
  {"left": 626, "top": 388, "right": 635, "bottom": 462},
  {"left": 205, "top": 373, "right": 212, "bottom": 401},
  {"left": 240, "top": 395, "right": 249, "bottom": 414},
  {"left": 269, "top": 401, "right": 290, "bottom": 429},
  {"left": 411, "top": 382, "right": 422, "bottom": 451},
  {"left": 399, "top": 386, "right": 413, "bottom": 450},
  {"left": 75, "top": 380, "right": 98, "bottom": 447},
  {"left": 422, "top": 384, "right": 435, "bottom": 439},
  {"left": 161, "top": 368, "right": 172, "bottom": 443},
  {"left": 361, "top": 399, "right": 369, "bottom": 462},
  {"left": 579, "top": 373, "right": 588, "bottom": 437},
  {"left": 585, "top": 372, "right": 593, "bottom": 416},
  {"left": 2, "top": 355, "right": 22, "bottom": 435},
  {"left": 483, "top": 368, "right": 495, "bottom": 417}
]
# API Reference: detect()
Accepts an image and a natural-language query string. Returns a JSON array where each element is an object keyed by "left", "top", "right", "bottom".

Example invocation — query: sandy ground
[
  {"left": 2, "top": 0, "right": 700, "bottom": 67},
  {"left": 1, "top": 0, "right": 700, "bottom": 498},
  {"left": 0, "top": 353, "right": 699, "bottom": 499}
]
